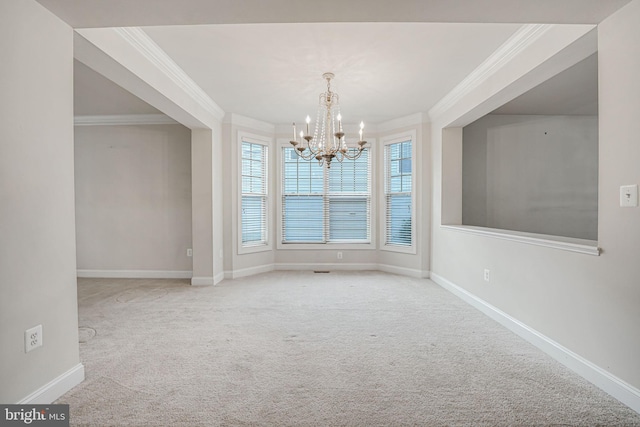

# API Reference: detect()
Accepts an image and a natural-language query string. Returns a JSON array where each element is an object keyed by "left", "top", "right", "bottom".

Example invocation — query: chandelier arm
[
  {"left": 292, "top": 150, "right": 315, "bottom": 161},
  {"left": 341, "top": 148, "right": 365, "bottom": 160},
  {"left": 292, "top": 143, "right": 322, "bottom": 160}
]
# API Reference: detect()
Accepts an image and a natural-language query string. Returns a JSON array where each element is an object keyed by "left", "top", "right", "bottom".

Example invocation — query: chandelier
[{"left": 290, "top": 72, "right": 367, "bottom": 168}]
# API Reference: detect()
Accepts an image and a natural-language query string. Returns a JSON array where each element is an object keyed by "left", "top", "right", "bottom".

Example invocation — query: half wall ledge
[{"left": 441, "top": 225, "right": 600, "bottom": 256}]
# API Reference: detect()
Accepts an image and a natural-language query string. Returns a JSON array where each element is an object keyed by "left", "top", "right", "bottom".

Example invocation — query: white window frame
[
  {"left": 276, "top": 138, "right": 376, "bottom": 250},
  {"left": 380, "top": 131, "right": 417, "bottom": 254},
  {"left": 238, "top": 132, "right": 272, "bottom": 255}
]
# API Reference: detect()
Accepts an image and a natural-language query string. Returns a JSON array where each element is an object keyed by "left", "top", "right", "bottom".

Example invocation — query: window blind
[
  {"left": 385, "top": 141, "right": 412, "bottom": 246},
  {"left": 282, "top": 147, "right": 370, "bottom": 243},
  {"left": 241, "top": 141, "right": 267, "bottom": 246}
]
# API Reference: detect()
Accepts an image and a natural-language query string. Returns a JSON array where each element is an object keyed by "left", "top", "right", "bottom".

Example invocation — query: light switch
[{"left": 620, "top": 184, "right": 638, "bottom": 207}]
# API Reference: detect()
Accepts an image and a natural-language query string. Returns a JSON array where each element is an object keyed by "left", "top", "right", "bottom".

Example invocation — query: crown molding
[
  {"left": 74, "top": 114, "right": 178, "bottom": 126},
  {"left": 376, "top": 112, "right": 429, "bottom": 133},
  {"left": 428, "top": 24, "right": 552, "bottom": 122},
  {"left": 223, "top": 113, "right": 275, "bottom": 134},
  {"left": 114, "top": 27, "right": 225, "bottom": 121}
]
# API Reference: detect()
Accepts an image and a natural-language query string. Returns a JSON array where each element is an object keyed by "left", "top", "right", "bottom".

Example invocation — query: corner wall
[
  {"left": 0, "top": 0, "right": 83, "bottom": 403},
  {"left": 431, "top": 2, "right": 640, "bottom": 411}
]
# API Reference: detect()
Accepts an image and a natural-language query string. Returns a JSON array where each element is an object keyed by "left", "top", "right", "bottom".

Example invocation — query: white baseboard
[
  {"left": 276, "top": 262, "right": 378, "bottom": 271},
  {"left": 213, "top": 271, "right": 225, "bottom": 285},
  {"left": 77, "top": 270, "right": 192, "bottom": 279},
  {"left": 430, "top": 272, "right": 640, "bottom": 414},
  {"left": 226, "top": 263, "right": 275, "bottom": 279},
  {"left": 378, "top": 263, "right": 429, "bottom": 278},
  {"left": 18, "top": 363, "right": 85, "bottom": 404},
  {"left": 191, "top": 276, "right": 213, "bottom": 286},
  {"left": 220, "top": 263, "right": 428, "bottom": 279}
]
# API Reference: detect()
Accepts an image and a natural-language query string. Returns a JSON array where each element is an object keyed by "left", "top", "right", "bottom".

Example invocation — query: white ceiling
[
  {"left": 57, "top": 1, "right": 624, "bottom": 124},
  {"left": 142, "top": 23, "right": 520, "bottom": 124}
]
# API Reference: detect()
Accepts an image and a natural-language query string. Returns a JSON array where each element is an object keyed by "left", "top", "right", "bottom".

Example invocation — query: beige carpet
[{"left": 59, "top": 271, "right": 640, "bottom": 426}]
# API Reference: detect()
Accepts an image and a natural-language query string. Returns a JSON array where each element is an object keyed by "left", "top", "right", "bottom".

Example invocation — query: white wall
[
  {"left": 432, "top": 0, "right": 640, "bottom": 408},
  {"left": 0, "top": 0, "right": 83, "bottom": 403},
  {"left": 463, "top": 114, "right": 598, "bottom": 240},
  {"left": 75, "top": 124, "right": 193, "bottom": 274}
]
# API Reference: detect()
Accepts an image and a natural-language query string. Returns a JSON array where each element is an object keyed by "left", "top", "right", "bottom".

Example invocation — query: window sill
[
  {"left": 379, "top": 244, "right": 417, "bottom": 255},
  {"left": 238, "top": 243, "right": 272, "bottom": 255},
  {"left": 441, "top": 225, "right": 600, "bottom": 256}
]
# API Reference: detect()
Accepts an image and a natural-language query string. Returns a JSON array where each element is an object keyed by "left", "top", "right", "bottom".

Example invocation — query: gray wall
[
  {"left": 0, "top": 0, "right": 81, "bottom": 403},
  {"left": 74, "top": 124, "right": 193, "bottom": 273},
  {"left": 463, "top": 115, "right": 598, "bottom": 240},
  {"left": 433, "top": 0, "right": 640, "bottom": 395}
]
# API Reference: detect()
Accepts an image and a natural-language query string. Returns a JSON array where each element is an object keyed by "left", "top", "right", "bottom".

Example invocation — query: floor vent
[{"left": 313, "top": 271, "right": 330, "bottom": 274}]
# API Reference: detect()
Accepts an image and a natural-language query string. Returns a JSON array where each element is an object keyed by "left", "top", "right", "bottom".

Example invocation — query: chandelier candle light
[{"left": 290, "top": 72, "right": 367, "bottom": 168}]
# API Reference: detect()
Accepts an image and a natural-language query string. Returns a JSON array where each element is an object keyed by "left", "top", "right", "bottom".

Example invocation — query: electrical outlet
[
  {"left": 337, "top": 252, "right": 343, "bottom": 260},
  {"left": 25, "top": 325, "right": 42, "bottom": 353},
  {"left": 186, "top": 248, "right": 193, "bottom": 257},
  {"left": 484, "top": 269, "right": 490, "bottom": 282}
]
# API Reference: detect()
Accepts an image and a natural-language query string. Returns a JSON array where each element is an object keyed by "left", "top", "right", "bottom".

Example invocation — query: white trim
[
  {"left": 114, "top": 27, "right": 225, "bottom": 121},
  {"left": 74, "top": 114, "right": 177, "bottom": 126},
  {"left": 77, "top": 270, "right": 193, "bottom": 279},
  {"left": 441, "top": 225, "right": 600, "bottom": 256},
  {"left": 429, "top": 24, "right": 552, "bottom": 121},
  {"left": 17, "top": 363, "right": 85, "bottom": 404},
  {"left": 213, "top": 272, "right": 225, "bottom": 285},
  {"left": 225, "top": 263, "right": 276, "bottom": 279},
  {"left": 430, "top": 272, "right": 640, "bottom": 414},
  {"left": 224, "top": 113, "right": 275, "bottom": 134},
  {"left": 238, "top": 244, "right": 272, "bottom": 255},
  {"left": 376, "top": 113, "right": 429, "bottom": 133},
  {"left": 191, "top": 276, "right": 214, "bottom": 286},
  {"left": 219, "top": 264, "right": 428, "bottom": 279},
  {"left": 378, "top": 263, "right": 429, "bottom": 278},
  {"left": 275, "top": 263, "right": 378, "bottom": 272}
]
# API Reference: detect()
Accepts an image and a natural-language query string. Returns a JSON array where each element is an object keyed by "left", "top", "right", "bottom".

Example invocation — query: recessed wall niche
[{"left": 461, "top": 54, "right": 598, "bottom": 241}]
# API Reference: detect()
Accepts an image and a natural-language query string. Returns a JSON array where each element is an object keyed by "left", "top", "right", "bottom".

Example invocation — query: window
[
  {"left": 384, "top": 138, "right": 413, "bottom": 248},
  {"left": 282, "top": 147, "right": 370, "bottom": 244},
  {"left": 240, "top": 138, "right": 268, "bottom": 249}
]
